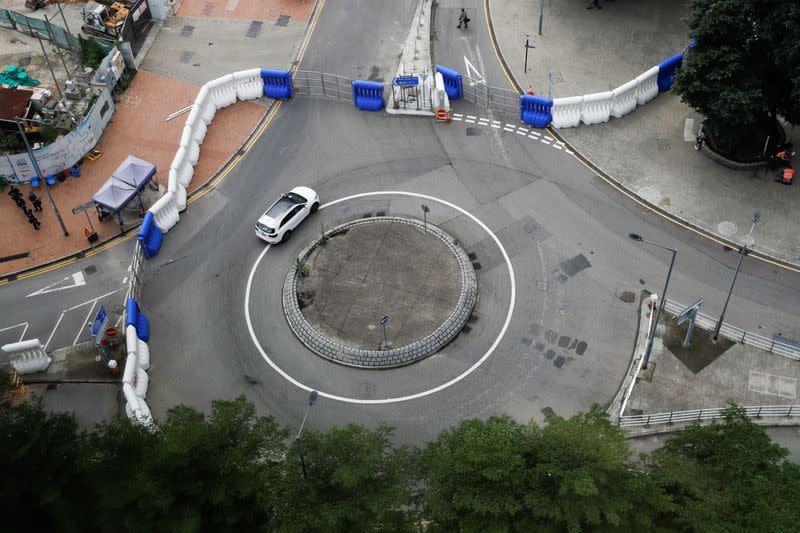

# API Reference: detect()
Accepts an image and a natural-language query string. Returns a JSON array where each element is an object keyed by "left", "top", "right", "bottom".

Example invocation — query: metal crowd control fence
[
  {"left": 664, "top": 299, "right": 800, "bottom": 361},
  {"left": 0, "top": 9, "right": 80, "bottom": 51},
  {"left": 291, "top": 71, "right": 354, "bottom": 102},
  {"left": 124, "top": 241, "right": 146, "bottom": 309},
  {"left": 461, "top": 76, "right": 519, "bottom": 116},
  {"left": 619, "top": 405, "right": 800, "bottom": 428}
]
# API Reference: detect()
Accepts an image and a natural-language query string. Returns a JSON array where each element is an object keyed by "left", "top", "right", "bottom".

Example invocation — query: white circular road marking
[{"left": 244, "top": 191, "right": 516, "bottom": 404}]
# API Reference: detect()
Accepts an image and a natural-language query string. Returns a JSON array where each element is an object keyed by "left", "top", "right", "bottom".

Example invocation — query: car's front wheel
[
  {"left": 310, "top": 202, "right": 319, "bottom": 214},
  {"left": 281, "top": 230, "right": 292, "bottom": 243}
]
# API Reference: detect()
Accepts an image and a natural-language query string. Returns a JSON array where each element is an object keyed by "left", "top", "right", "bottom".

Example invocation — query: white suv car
[{"left": 255, "top": 186, "right": 320, "bottom": 244}]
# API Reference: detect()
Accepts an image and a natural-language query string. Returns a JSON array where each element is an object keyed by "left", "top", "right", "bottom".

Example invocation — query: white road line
[
  {"left": 64, "top": 288, "right": 120, "bottom": 312},
  {"left": 491, "top": 124, "right": 501, "bottom": 129},
  {"left": 528, "top": 131, "right": 541, "bottom": 137},
  {"left": 491, "top": 120, "right": 501, "bottom": 125},
  {"left": 466, "top": 115, "right": 477, "bottom": 120},
  {"left": 452, "top": 116, "right": 463, "bottom": 121},
  {"left": 478, "top": 119, "right": 489, "bottom": 124},
  {"left": 452, "top": 113, "right": 463, "bottom": 118},
  {"left": 114, "top": 315, "right": 123, "bottom": 328},
  {"left": 566, "top": 149, "right": 574, "bottom": 154},
  {"left": 544, "top": 135, "right": 554, "bottom": 142},
  {"left": 465, "top": 119, "right": 476, "bottom": 123},
  {"left": 73, "top": 299, "right": 98, "bottom": 346},
  {"left": 122, "top": 277, "right": 128, "bottom": 285},
  {"left": 45, "top": 311, "right": 65, "bottom": 350},
  {"left": 541, "top": 139, "right": 552, "bottom": 145},
  {"left": 503, "top": 126, "right": 515, "bottom": 132},
  {"left": 246, "top": 191, "right": 516, "bottom": 405},
  {"left": 516, "top": 130, "right": 527, "bottom": 136},
  {"left": 0, "top": 322, "right": 29, "bottom": 342},
  {"left": 553, "top": 144, "right": 563, "bottom": 150}
]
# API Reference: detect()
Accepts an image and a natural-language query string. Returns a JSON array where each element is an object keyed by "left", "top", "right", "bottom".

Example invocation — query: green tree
[
  {"left": 673, "top": 0, "right": 800, "bottom": 156},
  {"left": 420, "top": 407, "right": 671, "bottom": 532},
  {"left": 85, "top": 396, "right": 288, "bottom": 533},
  {"left": 646, "top": 403, "right": 800, "bottom": 532},
  {"left": 0, "top": 374, "right": 91, "bottom": 532},
  {"left": 274, "top": 423, "right": 416, "bottom": 532}
]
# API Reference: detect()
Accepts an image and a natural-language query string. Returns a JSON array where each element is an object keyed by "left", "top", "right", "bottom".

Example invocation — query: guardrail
[
  {"left": 619, "top": 404, "right": 800, "bottom": 428},
  {"left": 292, "top": 71, "right": 354, "bottom": 101},
  {"left": 664, "top": 299, "right": 800, "bottom": 361},
  {"left": 124, "top": 241, "right": 146, "bottom": 306},
  {"left": 462, "top": 77, "right": 518, "bottom": 116}
]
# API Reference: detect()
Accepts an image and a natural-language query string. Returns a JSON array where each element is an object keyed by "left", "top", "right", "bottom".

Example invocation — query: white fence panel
[
  {"left": 2, "top": 339, "right": 50, "bottom": 374},
  {"left": 611, "top": 78, "right": 638, "bottom": 118},
  {"left": 180, "top": 127, "right": 200, "bottom": 166},
  {"left": 551, "top": 95, "right": 583, "bottom": 128},
  {"left": 149, "top": 191, "right": 180, "bottom": 231},
  {"left": 234, "top": 68, "right": 263, "bottom": 100},
  {"left": 636, "top": 66, "right": 659, "bottom": 105},
  {"left": 196, "top": 86, "right": 216, "bottom": 124},
  {"left": 171, "top": 147, "right": 194, "bottom": 188},
  {"left": 207, "top": 74, "right": 237, "bottom": 108},
  {"left": 581, "top": 91, "right": 613, "bottom": 125}
]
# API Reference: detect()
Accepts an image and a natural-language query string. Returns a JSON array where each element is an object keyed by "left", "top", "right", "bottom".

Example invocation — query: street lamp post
[
  {"left": 713, "top": 212, "right": 760, "bottom": 341},
  {"left": 629, "top": 233, "right": 677, "bottom": 369},
  {"left": 296, "top": 390, "right": 318, "bottom": 479}
]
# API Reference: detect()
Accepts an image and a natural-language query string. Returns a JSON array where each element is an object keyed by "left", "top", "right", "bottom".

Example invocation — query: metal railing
[
  {"left": 664, "top": 299, "right": 800, "bottom": 361},
  {"left": 123, "top": 241, "right": 146, "bottom": 323},
  {"left": 462, "top": 76, "right": 519, "bottom": 116},
  {"left": 0, "top": 8, "right": 80, "bottom": 51},
  {"left": 291, "top": 71, "right": 354, "bottom": 101},
  {"left": 619, "top": 404, "right": 800, "bottom": 428}
]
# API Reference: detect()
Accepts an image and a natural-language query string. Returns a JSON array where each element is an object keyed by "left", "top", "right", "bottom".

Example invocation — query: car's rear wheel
[
  {"left": 310, "top": 202, "right": 319, "bottom": 214},
  {"left": 281, "top": 230, "right": 292, "bottom": 243}
]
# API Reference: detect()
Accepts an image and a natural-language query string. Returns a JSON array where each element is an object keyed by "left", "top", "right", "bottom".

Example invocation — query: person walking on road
[
  {"left": 587, "top": 0, "right": 602, "bottom": 9},
  {"left": 28, "top": 191, "right": 43, "bottom": 212},
  {"left": 457, "top": 8, "right": 469, "bottom": 29},
  {"left": 15, "top": 195, "right": 26, "bottom": 211}
]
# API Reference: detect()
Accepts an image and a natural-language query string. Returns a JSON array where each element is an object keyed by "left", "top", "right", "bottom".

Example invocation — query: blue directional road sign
[
  {"left": 91, "top": 306, "right": 108, "bottom": 339},
  {"left": 393, "top": 76, "right": 419, "bottom": 87},
  {"left": 379, "top": 315, "right": 390, "bottom": 326}
]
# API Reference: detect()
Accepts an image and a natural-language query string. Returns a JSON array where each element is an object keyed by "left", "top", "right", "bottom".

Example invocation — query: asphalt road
[{"left": 2, "top": 1, "right": 799, "bottom": 445}]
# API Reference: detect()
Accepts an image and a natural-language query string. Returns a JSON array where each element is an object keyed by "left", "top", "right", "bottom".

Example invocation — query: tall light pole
[
  {"left": 629, "top": 233, "right": 677, "bottom": 369},
  {"left": 713, "top": 212, "right": 760, "bottom": 341},
  {"left": 296, "top": 390, "right": 318, "bottom": 479},
  {"left": 15, "top": 118, "right": 69, "bottom": 236}
]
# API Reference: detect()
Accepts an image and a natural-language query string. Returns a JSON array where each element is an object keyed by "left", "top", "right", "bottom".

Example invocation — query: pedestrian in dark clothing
[
  {"left": 457, "top": 8, "right": 469, "bottom": 29},
  {"left": 29, "top": 192, "right": 43, "bottom": 212},
  {"left": 26, "top": 209, "right": 40, "bottom": 230},
  {"left": 16, "top": 196, "right": 26, "bottom": 210},
  {"left": 587, "top": 0, "right": 601, "bottom": 9}
]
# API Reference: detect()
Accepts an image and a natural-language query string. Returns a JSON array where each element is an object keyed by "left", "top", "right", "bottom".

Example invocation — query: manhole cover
[{"left": 619, "top": 290, "right": 635, "bottom": 303}]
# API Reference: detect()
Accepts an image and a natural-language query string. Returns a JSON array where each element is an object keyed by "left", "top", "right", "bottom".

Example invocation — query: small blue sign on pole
[
  {"left": 379, "top": 315, "right": 390, "bottom": 326},
  {"left": 393, "top": 76, "right": 419, "bottom": 87},
  {"left": 91, "top": 306, "right": 108, "bottom": 339}
]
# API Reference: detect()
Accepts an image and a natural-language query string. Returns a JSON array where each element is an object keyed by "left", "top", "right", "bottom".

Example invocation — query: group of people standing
[{"left": 7, "top": 185, "right": 43, "bottom": 230}]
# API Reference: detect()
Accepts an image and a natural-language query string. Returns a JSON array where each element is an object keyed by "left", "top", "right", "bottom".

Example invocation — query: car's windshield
[
  {"left": 265, "top": 193, "right": 305, "bottom": 219},
  {"left": 256, "top": 221, "right": 274, "bottom": 233}
]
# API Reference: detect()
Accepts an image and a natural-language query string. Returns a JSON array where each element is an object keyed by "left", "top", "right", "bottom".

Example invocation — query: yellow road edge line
[
  {"left": 2, "top": 0, "right": 327, "bottom": 284},
  {"left": 483, "top": 0, "right": 799, "bottom": 274}
]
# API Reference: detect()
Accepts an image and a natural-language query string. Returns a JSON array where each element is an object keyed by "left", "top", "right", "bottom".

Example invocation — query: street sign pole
[
  {"left": 379, "top": 315, "right": 390, "bottom": 350},
  {"left": 421, "top": 204, "right": 430, "bottom": 234}
]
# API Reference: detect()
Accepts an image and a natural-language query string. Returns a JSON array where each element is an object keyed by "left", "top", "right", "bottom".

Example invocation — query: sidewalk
[
  {"left": 490, "top": 0, "right": 800, "bottom": 266},
  {"left": 1, "top": 0, "right": 312, "bottom": 277}
]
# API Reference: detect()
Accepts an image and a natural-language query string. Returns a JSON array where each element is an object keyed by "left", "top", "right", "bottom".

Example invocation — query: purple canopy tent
[{"left": 91, "top": 155, "right": 156, "bottom": 227}]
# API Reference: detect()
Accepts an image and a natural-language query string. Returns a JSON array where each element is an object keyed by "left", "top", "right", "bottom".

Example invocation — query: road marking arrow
[{"left": 26, "top": 272, "right": 86, "bottom": 297}]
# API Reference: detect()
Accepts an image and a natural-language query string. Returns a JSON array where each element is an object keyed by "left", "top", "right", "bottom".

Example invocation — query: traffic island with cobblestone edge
[{"left": 282, "top": 217, "right": 478, "bottom": 369}]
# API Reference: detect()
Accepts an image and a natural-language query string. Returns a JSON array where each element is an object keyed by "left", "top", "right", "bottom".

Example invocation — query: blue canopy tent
[{"left": 91, "top": 155, "right": 156, "bottom": 227}]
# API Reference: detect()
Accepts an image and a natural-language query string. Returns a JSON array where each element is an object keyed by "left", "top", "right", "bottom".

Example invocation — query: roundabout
[
  {"left": 245, "top": 191, "right": 516, "bottom": 404},
  {"left": 283, "top": 216, "right": 477, "bottom": 368}
]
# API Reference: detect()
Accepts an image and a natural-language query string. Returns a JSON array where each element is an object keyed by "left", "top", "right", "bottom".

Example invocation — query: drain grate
[
  {"left": 178, "top": 51, "right": 194, "bottom": 64},
  {"left": 246, "top": 20, "right": 263, "bottom": 38},
  {"left": 275, "top": 14, "right": 290, "bottom": 26},
  {"left": 180, "top": 24, "right": 194, "bottom": 37}
]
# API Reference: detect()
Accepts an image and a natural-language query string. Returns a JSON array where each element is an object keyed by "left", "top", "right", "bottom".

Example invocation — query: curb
[
  {"left": 0, "top": 0, "right": 324, "bottom": 285},
  {"left": 482, "top": 0, "right": 800, "bottom": 273}
]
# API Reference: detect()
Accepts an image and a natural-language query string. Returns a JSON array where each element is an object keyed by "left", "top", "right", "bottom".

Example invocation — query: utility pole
[
  {"left": 54, "top": 1, "right": 77, "bottom": 51},
  {"left": 539, "top": 0, "right": 544, "bottom": 35},
  {"left": 44, "top": 14, "right": 72, "bottom": 80},
  {"left": 33, "top": 26, "right": 65, "bottom": 102},
  {"left": 15, "top": 118, "right": 69, "bottom": 237}
]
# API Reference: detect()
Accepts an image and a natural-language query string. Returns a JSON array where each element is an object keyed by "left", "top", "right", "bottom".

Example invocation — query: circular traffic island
[{"left": 283, "top": 217, "right": 477, "bottom": 368}]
